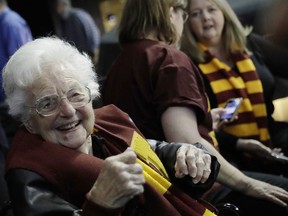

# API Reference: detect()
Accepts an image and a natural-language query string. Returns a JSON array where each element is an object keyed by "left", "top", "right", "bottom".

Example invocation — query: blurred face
[
  {"left": 170, "top": 2, "right": 188, "bottom": 47},
  {"left": 188, "top": 0, "right": 224, "bottom": 46},
  {"left": 25, "top": 73, "right": 95, "bottom": 153},
  {"left": 56, "top": 1, "right": 71, "bottom": 19}
]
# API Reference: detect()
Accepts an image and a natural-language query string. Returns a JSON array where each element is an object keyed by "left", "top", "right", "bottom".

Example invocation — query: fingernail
[{"left": 192, "top": 179, "right": 199, "bottom": 184}]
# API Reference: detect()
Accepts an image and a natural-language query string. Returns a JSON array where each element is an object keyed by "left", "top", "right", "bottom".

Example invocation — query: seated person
[
  {"left": 3, "top": 36, "right": 220, "bottom": 216},
  {"left": 181, "top": 0, "right": 288, "bottom": 174},
  {"left": 102, "top": 0, "right": 288, "bottom": 215}
]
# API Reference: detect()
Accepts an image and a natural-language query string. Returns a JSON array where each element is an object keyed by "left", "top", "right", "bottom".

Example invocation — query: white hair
[{"left": 3, "top": 36, "right": 100, "bottom": 122}]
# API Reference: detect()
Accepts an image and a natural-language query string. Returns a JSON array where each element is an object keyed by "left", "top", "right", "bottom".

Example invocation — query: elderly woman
[
  {"left": 102, "top": 0, "right": 288, "bottom": 215},
  {"left": 3, "top": 36, "right": 221, "bottom": 216}
]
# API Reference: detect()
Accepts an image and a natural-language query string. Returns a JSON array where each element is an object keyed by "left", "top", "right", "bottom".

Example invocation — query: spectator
[
  {"left": 3, "top": 36, "right": 220, "bottom": 216},
  {"left": 0, "top": 0, "right": 32, "bottom": 212},
  {"left": 181, "top": 0, "right": 288, "bottom": 174},
  {"left": 102, "top": 0, "right": 288, "bottom": 215},
  {"left": 53, "top": 0, "right": 101, "bottom": 65}
]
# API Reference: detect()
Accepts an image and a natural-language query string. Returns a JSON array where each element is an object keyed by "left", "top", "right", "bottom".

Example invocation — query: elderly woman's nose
[{"left": 59, "top": 99, "right": 76, "bottom": 116}]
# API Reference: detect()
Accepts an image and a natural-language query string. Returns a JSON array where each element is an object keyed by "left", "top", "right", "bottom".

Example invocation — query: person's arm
[{"left": 161, "top": 106, "right": 288, "bottom": 206}]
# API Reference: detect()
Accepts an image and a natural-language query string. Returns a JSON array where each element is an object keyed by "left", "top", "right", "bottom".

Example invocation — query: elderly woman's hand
[
  {"left": 87, "top": 147, "right": 145, "bottom": 209},
  {"left": 174, "top": 144, "right": 212, "bottom": 184},
  {"left": 242, "top": 177, "right": 288, "bottom": 207}
]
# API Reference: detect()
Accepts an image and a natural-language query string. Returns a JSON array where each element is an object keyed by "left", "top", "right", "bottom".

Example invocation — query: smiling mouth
[
  {"left": 57, "top": 121, "right": 81, "bottom": 131},
  {"left": 203, "top": 25, "right": 213, "bottom": 30}
]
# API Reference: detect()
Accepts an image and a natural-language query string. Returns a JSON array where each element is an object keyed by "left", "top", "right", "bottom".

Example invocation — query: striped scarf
[{"left": 198, "top": 45, "right": 271, "bottom": 147}]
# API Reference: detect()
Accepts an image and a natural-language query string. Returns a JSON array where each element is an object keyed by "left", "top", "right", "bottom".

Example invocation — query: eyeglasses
[
  {"left": 182, "top": 11, "right": 189, "bottom": 23},
  {"left": 173, "top": 6, "right": 189, "bottom": 23},
  {"left": 30, "top": 87, "right": 91, "bottom": 117}
]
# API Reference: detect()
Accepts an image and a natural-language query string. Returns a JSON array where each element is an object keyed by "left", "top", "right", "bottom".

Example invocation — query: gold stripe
[
  {"left": 246, "top": 80, "right": 263, "bottom": 94},
  {"left": 236, "top": 59, "right": 256, "bottom": 72},
  {"left": 203, "top": 209, "right": 217, "bottom": 216},
  {"left": 225, "top": 125, "right": 270, "bottom": 141},
  {"left": 259, "top": 128, "right": 270, "bottom": 141},
  {"left": 137, "top": 159, "right": 171, "bottom": 195},
  {"left": 239, "top": 98, "right": 253, "bottom": 112},
  {"left": 199, "top": 58, "right": 230, "bottom": 74},
  {"left": 252, "top": 104, "right": 267, "bottom": 117},
  {"left": 210, "top": 77, "right": 245, "bottom": 94},
  {"left": 224, "top": 123, "right": 259, "bottom": 136},
  {"left": 210, "top": 79, "right": 232, "bottom": 93},
  {"left": 209, "top": 131, "right": 218, "bottom": 147}
]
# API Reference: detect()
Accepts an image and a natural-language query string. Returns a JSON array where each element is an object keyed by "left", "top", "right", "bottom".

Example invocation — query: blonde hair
[
  {"left": 182, "top": 0, "right": 252, "bottom": 62},
  {"left": 119, "top": 0, "right": 187, "bottom": 45}
]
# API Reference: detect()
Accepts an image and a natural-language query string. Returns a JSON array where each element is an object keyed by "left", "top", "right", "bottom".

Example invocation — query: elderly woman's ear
[{"left": 24, "top": 120, "right": 37, "bottom": 134}]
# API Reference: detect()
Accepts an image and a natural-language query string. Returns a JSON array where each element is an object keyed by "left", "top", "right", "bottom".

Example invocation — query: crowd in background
[{"left": 0, "top": 0, "right": 288, "bottom": 215}]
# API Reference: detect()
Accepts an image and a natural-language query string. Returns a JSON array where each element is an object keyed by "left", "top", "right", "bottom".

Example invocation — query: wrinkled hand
[
  {"left": 243, "top": 177, "right": 288, "bottom": 207},
  {"left": 210, "top": 108, "right": 227, "bottom": 131},
  {"left": 87, "top": 148, "right": 145, "bottom": 209},
  {"left": 174, "top": 144, "right": 212, "bottom": 184},
  {"left": 236, "top": 139, "right": 273, "bottom": 158}
]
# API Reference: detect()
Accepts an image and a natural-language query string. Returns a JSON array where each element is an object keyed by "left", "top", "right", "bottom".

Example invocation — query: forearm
[
  {"left": 197, "top": 137, "right": 249, "bottom": 191},
  {"left": 161, "top": 106, "right": 251, "bottom": 193}
]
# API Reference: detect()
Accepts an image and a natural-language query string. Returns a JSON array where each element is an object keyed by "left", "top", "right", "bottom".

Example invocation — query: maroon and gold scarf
[{"left": 198, "top": 44, "right": 271, "bottom": 147}]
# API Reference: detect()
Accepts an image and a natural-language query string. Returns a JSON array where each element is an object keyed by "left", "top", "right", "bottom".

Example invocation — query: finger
[
  {"left": 176, "top": 146, "right": 189, "bottom": 175},
  {"left": 113, "top": 184, "right": 144, "bottom": 207},
  {"left": 200, "top": 154, "right": 212, "bottom": 183},
  {"left": 129, "top": 173, "right": 146, "bottom": 185},
  {"left": 264, "top": 193, "right": 287, "bottom": 207},
  {"left": 185, "top": 148, "right": 198, "bottom": 178},
  {"left": 125, "top": 181, "right": 145, "bottom": 196},
  {"left": 174, "top": 161, "right": 186, "bottom": 178},
  {"left": 111, "top": 148, "right": 137, "bottom": 164},
  {"left": 192, "top": 156, "right": 205, "bottom": 184},
  {"left": 272, "top": 187, "right": 288, "bottom": 201},
  {"left": 200, "top": 168, "right": 211, "bottom": 184},
  {"left": 126, "top": 163, "right": 143, "bottom": 174},
  {"left": 272, "top": 148, "right": 282, "bottom": 153},
  {"left": 218, "top": 120, "right": 225, "bottom": 128}
]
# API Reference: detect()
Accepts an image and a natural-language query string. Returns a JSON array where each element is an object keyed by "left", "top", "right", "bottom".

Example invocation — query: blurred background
[
  {"left": 5, "top": 0, "right": 288, "bottom": 121},
  {"left": 6, "top": 0, "right": 277, "bottom": 38}
]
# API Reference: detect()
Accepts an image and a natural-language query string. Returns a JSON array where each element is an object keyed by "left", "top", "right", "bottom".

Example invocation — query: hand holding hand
[
  {"left": 87, "top": 148, "right": 145, "bottom": 209},
  {"left": 174, "top": 144, "right": 212, "bottom": 184}
]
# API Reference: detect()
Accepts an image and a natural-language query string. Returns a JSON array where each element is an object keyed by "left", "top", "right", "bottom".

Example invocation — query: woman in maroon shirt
[{"left": 103, "top": 0, "right": 288, "bottom": 215}]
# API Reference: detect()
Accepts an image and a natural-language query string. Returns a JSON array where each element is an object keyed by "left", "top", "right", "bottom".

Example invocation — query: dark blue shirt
[{"left": 0, "top": 7, "right": 32, "bottom": 102}]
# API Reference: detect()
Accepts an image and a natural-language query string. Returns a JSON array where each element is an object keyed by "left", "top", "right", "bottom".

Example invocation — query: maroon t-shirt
[{"left": 103, "top": 39, "right": 213, "bottom": 144}]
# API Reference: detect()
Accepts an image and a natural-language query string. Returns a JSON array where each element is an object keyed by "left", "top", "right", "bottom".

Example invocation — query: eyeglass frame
[
  {"left": 173, "top": 5, "right": 189, "bottom": 23},
  {"left": 29, "top": 86, "right": 92, "bottom": 117}
]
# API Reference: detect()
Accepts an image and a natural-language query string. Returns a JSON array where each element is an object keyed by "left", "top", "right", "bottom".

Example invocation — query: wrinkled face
[
  {"left": 188, "top": 0, "right": 224, "bottom": 46},
  {"left": 25, "top": 73, "right": 95, "bottom": 152}
]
